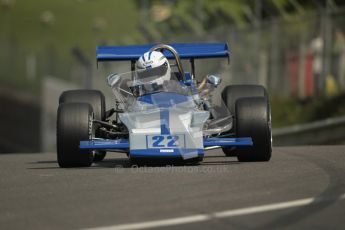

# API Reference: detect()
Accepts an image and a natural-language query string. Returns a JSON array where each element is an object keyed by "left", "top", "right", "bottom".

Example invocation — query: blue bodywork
[
  {"left": 80, "top": 138, "right": 253, "bottom": 150},
  {"left": 79, "top": 89, "right": 253, "bottom": 153},
  {"left": 97, "top": 43, "right": 229, "bottom": 62},
  {"left": 81, "top": 43, "right": 252, "bottom": 158}
]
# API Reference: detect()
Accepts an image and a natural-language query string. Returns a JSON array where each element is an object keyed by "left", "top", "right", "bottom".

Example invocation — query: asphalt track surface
[{"left": 1, "top": 146, "right": 345, "bottom": 230}]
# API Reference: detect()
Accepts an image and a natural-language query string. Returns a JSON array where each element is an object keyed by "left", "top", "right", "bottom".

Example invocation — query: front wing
[{"left": 80, "top": 137, "right": 252, "bottom": 157}]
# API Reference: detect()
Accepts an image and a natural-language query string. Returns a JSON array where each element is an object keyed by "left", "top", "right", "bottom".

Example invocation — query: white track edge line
[{"left": 86, "top": 193, "right": 345, "bottom": 230}]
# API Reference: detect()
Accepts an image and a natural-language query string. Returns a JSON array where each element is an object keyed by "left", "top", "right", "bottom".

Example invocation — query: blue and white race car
[{"left": 57, "top": 43, "right": 272, "bottom": 167}]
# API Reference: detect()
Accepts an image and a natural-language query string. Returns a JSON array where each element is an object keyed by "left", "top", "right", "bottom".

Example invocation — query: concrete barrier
[
  {"left": 0, "top": 89, "right": 40, "bottom": 153},
  {"left": 40, "top": 77, "right": 80, "bottom": 152}
]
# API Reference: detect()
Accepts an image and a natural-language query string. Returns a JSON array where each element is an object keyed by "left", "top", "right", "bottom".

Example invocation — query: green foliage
[
  {"left": 271, "top": 93, "right": 345, "bottom": 128},
  {"left": 203, "top": 0, "right": 250, "bottom": 28},
  {"left": 0, "top": 0, "right": 143, "bottom": 95},
  {"left": 138, "top": 0, "right": 323, "bottom": 41},
  {"left": 0, "top": 0, "right": 140, "bottom": 56}
]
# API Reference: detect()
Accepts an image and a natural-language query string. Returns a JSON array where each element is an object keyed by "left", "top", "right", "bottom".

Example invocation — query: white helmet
[{"left": 136, "top": 51, "right": 171, "bottom": 85}]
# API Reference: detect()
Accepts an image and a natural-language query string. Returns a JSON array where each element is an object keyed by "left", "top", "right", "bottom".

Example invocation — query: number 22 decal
[
  {"left": 167, "top": 135, "right": 178, "bottom": 147},
  {"left": 152, "top": 136, "right": 165, "bottom": 147},
  {"left": 152, "top": 135, "right": 179, "bottom": 148}
]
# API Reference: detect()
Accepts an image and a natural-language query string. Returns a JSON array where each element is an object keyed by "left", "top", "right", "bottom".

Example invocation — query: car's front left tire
[
  {"left": 221, "top": 85, "right": 269, "bottom": 157},
  {"left": 235, "top": 97, "right": 272, "bottom": 162}
]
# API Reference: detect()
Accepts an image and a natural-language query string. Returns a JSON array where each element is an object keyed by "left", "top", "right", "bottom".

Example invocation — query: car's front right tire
[
  {"left": 57, "top": 103, "right": 94, "bottom": 168},
  {"left": 59, "top": 90, "right": 107, "bottom": 162}
]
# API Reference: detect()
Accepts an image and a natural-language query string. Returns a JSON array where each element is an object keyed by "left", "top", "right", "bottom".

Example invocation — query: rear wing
[{"left": 96, "top": 43, "right": 230, "bottom": 63}]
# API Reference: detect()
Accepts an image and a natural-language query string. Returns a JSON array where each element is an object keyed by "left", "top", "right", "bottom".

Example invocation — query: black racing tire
[
  {"left": 59, "top": 90, "right": 105, "bottom": 121},
  {"left": 235, "top": 97, "right": 272, "bottom": 162},
  {"left": 93, "top": 152, "right": 106, "bottom": 162},
  {"left": 221, "top": 84, "right": 268, "bottom": 115},
  {"left": 57, "top": 103, "right": 94, "bottom": 167},
  {"left": 221, "top": 85, "right": 268, "bottom": 157},
  {"left": 59, "top": 90, "right": 107, "bottom": 162}
]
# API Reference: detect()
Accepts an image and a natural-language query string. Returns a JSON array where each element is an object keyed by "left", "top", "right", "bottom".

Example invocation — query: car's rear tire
[
  {"left": 235, "top": 97, "right": 272, "bottom": 162},
  {"left": 59, "top": 90, "right": 106, "bottom": 121},
  {"left": 57, "top": 103, "right": 94, "bottom": 167},
  {"left": 221, "top": 85, "right": 268, "bottom": 115},
  {"left": 221, "top": 85, "right": 268, "bottom": 157},
  {"left": 59, "top": 90, "right": 107, "bottom": 162}
]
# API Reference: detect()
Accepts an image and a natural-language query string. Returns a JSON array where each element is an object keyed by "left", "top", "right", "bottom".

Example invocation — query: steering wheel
[{"left": 150, "top": 44, "right": 185, "bottom": 80}]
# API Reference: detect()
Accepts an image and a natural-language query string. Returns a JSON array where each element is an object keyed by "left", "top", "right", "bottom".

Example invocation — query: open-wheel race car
[{"left": 56, "top": 43, "right": 272, "bottom": 167}]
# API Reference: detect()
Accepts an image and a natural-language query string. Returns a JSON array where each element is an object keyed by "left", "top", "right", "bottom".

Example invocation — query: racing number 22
[{"left": 152, "top": 135, "right": 179, "bottom": 148}]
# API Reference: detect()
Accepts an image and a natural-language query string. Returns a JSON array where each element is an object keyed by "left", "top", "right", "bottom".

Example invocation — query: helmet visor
[{"left": 134, "top": 63, "right": 168, "bottom": 84}]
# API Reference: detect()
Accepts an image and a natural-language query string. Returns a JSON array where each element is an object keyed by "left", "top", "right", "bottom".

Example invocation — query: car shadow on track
[
  {"left": 27, "top": 155, "right": 240, "bottom": 169},
  {"left": 201, "top": 161, "right": 240, "bottom": 166},
  {"left": 93, "top": 158, "right": 131, "bottom": 168},
  {"left": 27, "top": 160, "right": 58, "bottom": 164},
  {"left": 203, "top": 155, "right": 235, "bottom": 158},
  {"left": 26, "top": 158, "right": 129, "bottom": 169}
]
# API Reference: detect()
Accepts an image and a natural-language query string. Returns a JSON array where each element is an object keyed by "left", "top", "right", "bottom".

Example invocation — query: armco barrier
[{"left": 273, "top": 116, "right": 345, "bottom": 146}]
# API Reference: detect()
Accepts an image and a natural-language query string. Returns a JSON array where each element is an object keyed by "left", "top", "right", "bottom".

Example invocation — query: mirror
[
  {"left": 107, "top": 73, "right": 120, "bottom": 87},
  {"left": 206, "top": 74, "right": 222, "bottom": 87}
]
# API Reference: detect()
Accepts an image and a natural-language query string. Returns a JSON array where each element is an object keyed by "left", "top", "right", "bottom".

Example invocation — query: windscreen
[
  {"left": 107, "top": 67, "right": 192, "bottom": 111},
  {"left": 107, "top": 67, "right": 232, "bottom": 135},
  {"left": 133, "top": 65, "right": 169, "bottom": 85}
]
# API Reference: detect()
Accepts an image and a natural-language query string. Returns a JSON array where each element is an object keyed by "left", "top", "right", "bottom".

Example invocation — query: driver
[
  {"left": 131, "top": 51, "right": 171, "bottom": 96},
  {"left": 136, "top": 51, "right": 171, "bottom": 83}
]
